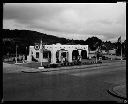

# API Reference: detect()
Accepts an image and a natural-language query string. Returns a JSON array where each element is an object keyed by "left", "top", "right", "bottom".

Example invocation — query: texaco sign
[{"left": 34, "top": 43, "right": 40, "bottom": 50}]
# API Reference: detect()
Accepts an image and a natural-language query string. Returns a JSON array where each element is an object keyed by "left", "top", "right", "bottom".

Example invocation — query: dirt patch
[{"left": 3, "top": 63, "right": 38, "bottom": 73}]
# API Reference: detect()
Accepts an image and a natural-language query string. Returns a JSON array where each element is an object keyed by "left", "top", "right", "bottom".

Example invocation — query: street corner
[{"left": 107, "top": 84, "right": 127, "bottom": 100}]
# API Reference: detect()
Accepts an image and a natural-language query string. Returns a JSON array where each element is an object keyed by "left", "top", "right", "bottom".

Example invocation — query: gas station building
[{"left": 27, "top": 43, "right": 88, "bottom": 64}]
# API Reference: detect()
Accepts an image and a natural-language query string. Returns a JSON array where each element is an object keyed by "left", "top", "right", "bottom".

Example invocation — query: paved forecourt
[{"left": 3, "top": 60, "right": 126, "bottom": 101}]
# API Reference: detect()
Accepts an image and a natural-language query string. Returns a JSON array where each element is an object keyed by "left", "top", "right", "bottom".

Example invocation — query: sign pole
[
  {"left": 41, "top": 39, "right": 43, "bottom": 66},
  {"left": 38, "top": 39, "right": 44, "bottom": 69}
]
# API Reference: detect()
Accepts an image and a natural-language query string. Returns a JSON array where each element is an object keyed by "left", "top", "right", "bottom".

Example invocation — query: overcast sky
[{"left": 3, "top": 3, "right": 126, "bottom": 42}]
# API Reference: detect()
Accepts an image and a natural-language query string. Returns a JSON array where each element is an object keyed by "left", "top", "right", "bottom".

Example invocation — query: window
[
  {"left": 36, "top": 52, "right": 39, "bottom": 58},
  {"left": 43, "top": 52, "right": 48, "bottom": 58},
  {"left": 61, "top": 52, "right": 67, "bottom": 57}
]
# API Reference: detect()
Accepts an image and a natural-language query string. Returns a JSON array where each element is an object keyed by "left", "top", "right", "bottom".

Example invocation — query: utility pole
[
  {"left": 96, "top": 51, "right": 97, "bottom": 63},
  {"left": 15, "top": 44, "right": 18, "bottom": 64},
  {"left": 121, "top": 41, "right": 123, "bottom": 61},
  {"left": 95, "top": 47, "right": 98, "bottom": 68},
  {"left": 117, "top": 36, "right": 122, "bottom": 62},
  {"left": 119, "top": 36, "right": 122, "bottom": 62}
]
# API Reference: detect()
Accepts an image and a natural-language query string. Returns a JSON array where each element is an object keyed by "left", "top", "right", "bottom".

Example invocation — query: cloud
[{"left": 3, "top": 3, "right": 126, "bottom": 42}]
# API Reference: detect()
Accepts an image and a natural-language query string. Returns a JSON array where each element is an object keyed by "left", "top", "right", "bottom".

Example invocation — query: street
[{"left": 3, "top": 61, "right": 126, "bottom": 101}]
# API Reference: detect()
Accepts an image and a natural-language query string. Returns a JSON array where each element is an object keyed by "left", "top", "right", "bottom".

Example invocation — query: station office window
[
  {"left": 43, "top": 51, "right": 48, "bottom": 58},
  {"left": 36, "top": 52, "right": 39, "bottom": 58}
]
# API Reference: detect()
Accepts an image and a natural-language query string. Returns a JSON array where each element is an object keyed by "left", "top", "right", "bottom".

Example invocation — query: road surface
[{"left": 3, "top": 61, "right": 126, "bottom": 102}]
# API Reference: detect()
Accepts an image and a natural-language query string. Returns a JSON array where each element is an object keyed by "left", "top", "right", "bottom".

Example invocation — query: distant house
[
  {"left": 101, "top": 50, "right": 107, "bottom": 54},
  {"left": 89, "top": 50, "right": 96, "bottom": 54},
  {"left": 88, "top": 50, "right": 96, "bottom": 59},
  {"left": 108, "top": 49, "right": 116, "bottom": 55}
]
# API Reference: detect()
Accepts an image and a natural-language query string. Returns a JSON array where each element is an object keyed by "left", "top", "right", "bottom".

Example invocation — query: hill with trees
[{"left": 2, "top": 29, "right": 125, "bottom": 57}]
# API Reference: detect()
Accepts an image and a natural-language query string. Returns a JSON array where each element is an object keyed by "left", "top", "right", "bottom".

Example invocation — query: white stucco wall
[{"left": 27, "top": 44, "right": 88, "bottom": 63}]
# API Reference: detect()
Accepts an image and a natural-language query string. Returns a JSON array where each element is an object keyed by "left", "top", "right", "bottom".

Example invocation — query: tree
[
  {"left": 85, "top": 36, "right": 102, "bottom": 51},
  {"left": 116, "top": 40, "right": 126, "bottom": 57}
]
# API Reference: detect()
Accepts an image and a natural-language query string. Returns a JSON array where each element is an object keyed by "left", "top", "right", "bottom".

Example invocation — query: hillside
[
  {"left": 2, "top": 29, "right": 80, "bottom": 56},
  {"left": 3, "top": 29, "right": 69, "bottom": 45}
]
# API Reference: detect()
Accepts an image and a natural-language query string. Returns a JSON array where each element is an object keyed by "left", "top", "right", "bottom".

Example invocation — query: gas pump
[{"left": 59, "top": 50, "right": 68, "bottom": 65}]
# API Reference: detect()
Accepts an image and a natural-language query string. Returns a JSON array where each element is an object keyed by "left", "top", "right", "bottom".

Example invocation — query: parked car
[{"left": 102, "top": 56, "right": 108, "bottom": 60}]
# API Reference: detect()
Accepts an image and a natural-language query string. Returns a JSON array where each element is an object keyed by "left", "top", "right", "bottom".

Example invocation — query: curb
[
  {"left": 41, "top": 61, "right": 124, "bottom": 72},
  {"left": 107, "top": 87, "right": 127, "bottom": 100},
  {"left": 41, "top": 63, "right": 100, "bottom": 72},
  {"left": 21, "top": 69, "right": 51, "bottom": 73},
  {"left": 21, "top": 71, "right": 41, "bottom": 73},
  {"left": 20, "top": 61, "right": 125, "bottom": 73}
]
